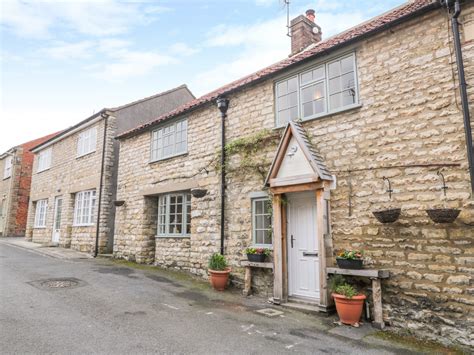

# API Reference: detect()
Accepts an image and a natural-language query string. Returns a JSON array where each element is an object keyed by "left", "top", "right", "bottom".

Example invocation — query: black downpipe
[
  {"left": 94, "top": 113, "right": 109, "bottom": 257},
  {"left": 444, "top": 0, "right": 474, "bottom": 193},
  {"left": 216, "top": 97, "right": 229, "bottom": 255}
]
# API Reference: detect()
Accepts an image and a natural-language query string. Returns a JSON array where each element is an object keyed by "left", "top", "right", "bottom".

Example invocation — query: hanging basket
[
  {"left": 191, "top": 188, "right": 207, "bottom": 198},
  {"left": 372, "top": 208, "right": 401, "bottom": 224},
  {"left": 426, "top": 208, "right": 460, "bottom": 224}
]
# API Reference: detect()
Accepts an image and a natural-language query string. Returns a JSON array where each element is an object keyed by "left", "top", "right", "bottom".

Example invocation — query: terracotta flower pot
[
  {"left": 332, "top": 293, "right": 366, "bottom": 325},
  {"left": 208, "top": 268, "right": 231, "bottom": 291}
]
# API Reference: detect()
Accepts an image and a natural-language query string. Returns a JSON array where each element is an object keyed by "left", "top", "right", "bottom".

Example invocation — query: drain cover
[
  {"left": 28, "top": 277, "right": 85, "bottom": 290},
  {"left": 41, "top": 279, "right": 79, "bottom": 288},
  {"left": 256, "top": 308, "right": 284, "bottom": 317}
]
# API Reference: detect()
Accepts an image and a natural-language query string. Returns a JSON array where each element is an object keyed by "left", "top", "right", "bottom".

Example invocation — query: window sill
[
  {"left": 33, "top": 226, "right": 46, "bottom": 229},
  {"left": 155, "top": 235, "right": 190, "bottom": 239},
  {"left": 149, "top": 152, "right": 188, "bottom": 165},
  {"left": 37, "top": 167, "right": 51, "bottom": 174},
  {"left": 274, "top": 103, "right": 363, "bottom": 129},
  {"left": 72, "top": 224, "right": 95, "bottom": 227},
  {"left": 76, "top": 151, "right": 96, "bottom": 159},
  {"left": 3, "top": 176, "right": 11, "bottom": 180}
]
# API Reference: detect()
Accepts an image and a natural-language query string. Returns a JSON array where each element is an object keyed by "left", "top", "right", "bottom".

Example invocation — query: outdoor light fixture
[{"left": 216, "top": 97, "right": 229, "bottom": 114}]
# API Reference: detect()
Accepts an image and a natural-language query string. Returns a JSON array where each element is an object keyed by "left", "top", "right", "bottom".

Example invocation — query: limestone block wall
[
  {"left": 26, "top": 117, "right": 116, "bottom": 253},
  {"left": 0, "top": 148, "right": 21, "bottom": 236},
  {"left": 114, "top": 6, "right": 474, "bottom": 346}
]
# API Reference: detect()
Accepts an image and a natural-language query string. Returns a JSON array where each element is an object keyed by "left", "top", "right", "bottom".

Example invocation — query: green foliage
[
  {"left": 245, "top": 247, "right": 271, "bottom": 256},
  {"left": 328, "top": 274, "right": 358, "bottom": 298},
  {"left": 215, "top": 129, "right": 280, "bottom": 181},
  {"left": 337, "top": 249, "right": 363, "bottom": 260},
  {"left": 208, "top": 253, "right": 228, "bottom": 271},
  {"left": 334, "top": 284, "right": 358, "bottom": 298}
]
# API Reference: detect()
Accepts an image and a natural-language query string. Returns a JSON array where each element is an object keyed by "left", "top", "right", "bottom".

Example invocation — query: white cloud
[
  {"left": 169, "top": 43, "right": 200, "bottom": 57},
  {"left": 40, "top": 41, "right": 95, "bottom": 60},
  {"left": 0, "top": 0, "right": 168, "bottom": 39}
]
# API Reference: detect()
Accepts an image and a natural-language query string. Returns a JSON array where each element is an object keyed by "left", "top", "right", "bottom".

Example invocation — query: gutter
[
  {"left": 441, "top": 0, "right": 474, "bottom": 194},
  {"left": 94, "top": 112, "right": 110, "bottom": 257}
]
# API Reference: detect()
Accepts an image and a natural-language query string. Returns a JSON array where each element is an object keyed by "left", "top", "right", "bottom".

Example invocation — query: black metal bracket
[
  {"left": 438, "top": 170, "right": 449, "bottom": 197},
  {"left": 383, "top": 176, "right": 393, "bottom": 200}
]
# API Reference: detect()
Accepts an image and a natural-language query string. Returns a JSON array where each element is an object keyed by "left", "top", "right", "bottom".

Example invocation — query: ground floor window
[
  {"left": 34, "top": 199, "right": 48, "bottom": 227},
  {"left": 252, "top": 198, "right": 272, "bottom": 246},
  {"left": 74, "top": 190, "right": 96, "bottom": 226},
  {"left": 157, "top": 192, "right": 191, "bottom": 236}
]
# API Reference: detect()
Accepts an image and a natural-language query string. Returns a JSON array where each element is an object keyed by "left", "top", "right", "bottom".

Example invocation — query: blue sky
[{"left": 0, "top": 0, "right": 405, "bottom": 152}]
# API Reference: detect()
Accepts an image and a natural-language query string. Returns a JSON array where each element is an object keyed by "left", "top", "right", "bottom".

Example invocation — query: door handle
[
  {"left": 303, "top": 252, "right": 318, "bottom": 257},
  {"left": 290, "top": 235, "right": 295, "bottom": 248}
]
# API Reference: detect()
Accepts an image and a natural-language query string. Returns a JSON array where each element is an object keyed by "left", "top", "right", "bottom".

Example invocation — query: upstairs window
[
  {"left": 3, "top": 156, "right": 12, "bottom": 179},
  {"left": 151, "top": 119, "right": 187, "bottom": 162},
  {"left": 34, "top": 199, "right": 48, "bottom": 228},
  {"left": 37, "top": 148, "right": 52, "bottom": 172},
  {"left": 73, "top": 190, "right": 96, "bottom": 226},
  {"left": 252, "top": 198, "right": 272, "bottom": 247},
  {"left": 77, "top": 127, "right": 97, "bottom": 157},
  {"left": 157, "top": 192, "right": 191, "bottom": 237},
  {"left": 275, "top": 53, "right": 358, "bottom": 126}
]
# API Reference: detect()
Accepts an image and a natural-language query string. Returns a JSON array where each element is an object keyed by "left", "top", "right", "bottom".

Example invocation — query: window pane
[
  {"left": 303, "top": 102, "right": 313, "bottom": 118},
  {"left": 341, "top": 56, "right": 354, "bottom": 73},
  {"left": 263, "top": 231, "right": 272, "bottom": 245},
  {"left": 313, "top": 66, "right": 325, "bottom": 80},
  {"left": 330, "top": 93, "right": 342, "bottom": 110},
  {"left": 278, "top": 96, "right": 287, "bottom": 110},
  {"left": 277, "top": 81, "right": 287, "bottom": 96},
  {"left": 328, "top": 61, "right": 340, "bottom": 78},
  {"left": 341, "top": 72, "right": 355, "bottom": 90},
  {"left": 288, "top": 92, "right": 297, "bottom": 107},
  {"left": 329, "top": 77, "right": 341, "bottom": 95},
  {"left": 301, "top": 86, "right": 313, "bottom": 103},
  {"left": 256, "top": 230, "right": 264, "bottom": 245},
  {"left": 314, "top": 99, "right": 325, "bottom": 114},
  {"left": 256, "top": 200, "right": 263, "bottom": 214},
  {"left": 342, "top": 89, "right": 356, "bottom": 106},
  {"left": 290, "top": 107, "right": 298, "bottom": 121},
  {"left": 278, "top": 109, "right": 289, "bottom": 125},
  {"left": 287, "top": 77, "right": 297, "bottom": 92},
  {"left": 256, "top": 215, "right": 264, "bottom": 229},
  {"left": 301, "top": 70, "right": 312, "bottom": 84}
]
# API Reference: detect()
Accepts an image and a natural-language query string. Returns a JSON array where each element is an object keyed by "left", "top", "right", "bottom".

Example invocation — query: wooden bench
[
  {"left": 326, "top": 267, "right": 390, "bottom": 329},
  {"left": 241, "top": 260, "right": 273, "bottom": 296}
]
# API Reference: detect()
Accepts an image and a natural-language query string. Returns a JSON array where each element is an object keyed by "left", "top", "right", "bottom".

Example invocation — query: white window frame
[
  {"left": 150, "top": 119, "right": 188, "bottom": 162},
  {"left": 157, "top": 192, "right": 191, "bottom": 237},
  {"left": 34, "top": 199, "right": 48, "bottom": 228},
  {"left": 77, "top": 127, "right": 97, "bottom": 158},
  {"left": 275, "top": 52, "right": 359, "bottom": 127},
  {"left": 252, "top": 197, "right": 273, "bottom": 247},
  {"left": 37, "top": 148, "right": 52, "bottom": 173},
  {"left": 3, "top": 156, "right": 12, "bottom": 179},
  {"left": 73, "top": 190, "right": 96, "bottom": 226}
]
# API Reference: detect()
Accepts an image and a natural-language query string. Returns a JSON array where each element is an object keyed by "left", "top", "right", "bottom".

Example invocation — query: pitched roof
[
  {"left": 117, "top": 0, "right": 438, "bottom": 139},
  {"left": 30, "top": 84, "right": 193, "bottom": 152},
  {"left": 265, "top": 121, "right": 333, "bottom": 185}
]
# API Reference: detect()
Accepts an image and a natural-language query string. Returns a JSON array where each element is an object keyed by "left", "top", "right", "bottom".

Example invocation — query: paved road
[{"left": 0, "top": 243, "right": 417, "bottom": 354}]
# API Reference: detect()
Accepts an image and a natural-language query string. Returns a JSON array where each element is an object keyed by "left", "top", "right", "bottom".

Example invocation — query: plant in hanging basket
[
  {"left": 245, "top": 247, "right": 271, "bottom": 262},
  {"left": 336, "top": 249, "right": 364, "bottom": 269},
  {"left": 426, "top": 208, "right": 460, "bottom": 224},
  {"left": 372, "top": 208, "right": 401, "bottom": 224}
]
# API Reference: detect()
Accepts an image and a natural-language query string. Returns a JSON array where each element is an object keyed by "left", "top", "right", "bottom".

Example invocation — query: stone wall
[
  {"left": 114, "top": 6, "right": 473, "bottom": 346},
  {"left": 26, "top": 117, "right": 116, "bottom": 253},
  {"left": 0, "top": 148, "right": 21, "bottom": 236}
]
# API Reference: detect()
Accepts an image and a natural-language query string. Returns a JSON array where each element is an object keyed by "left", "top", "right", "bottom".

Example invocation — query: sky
[{"left": 0, "top": 0, "right": 405, "bottom": 153}]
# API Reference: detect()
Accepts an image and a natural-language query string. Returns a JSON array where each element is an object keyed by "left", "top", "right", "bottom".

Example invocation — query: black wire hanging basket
[
  {"left": 425, "top": 171, "right": 461, "bottom": 223},
  {"left": 372, "top": 177, "right": 401, "bottom": 223}
]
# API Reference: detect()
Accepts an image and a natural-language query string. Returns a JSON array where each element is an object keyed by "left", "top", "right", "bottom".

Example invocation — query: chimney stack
[{"left": 290, "top": 9, "right": 322, "bottom": 56}]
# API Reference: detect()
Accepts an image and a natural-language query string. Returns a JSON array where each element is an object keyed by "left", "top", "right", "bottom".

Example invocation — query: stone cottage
[
  {"left": 114, "top": 0, "right": 473, "bottom": 346},
  {"left": 0, "top": 132, "right": 61, "bottom": 237},
  {"left": 26, "top": 85, "right": 194, "bottom": 254}
]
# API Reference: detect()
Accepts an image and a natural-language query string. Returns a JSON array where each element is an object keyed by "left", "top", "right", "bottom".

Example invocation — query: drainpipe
[
  {"left": 442, "top": 0, "right": 474, "bottom": 194},
  {"left": 94, "top": 111, "right": 109, "bottom": 257},
  {"left": 216, "top": 97, "right": 229, "bottom": 255}
]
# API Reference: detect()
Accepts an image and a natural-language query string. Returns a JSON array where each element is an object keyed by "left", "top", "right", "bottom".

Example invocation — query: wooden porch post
[
  {"left": 272, "top": 194, "right": 283, "bottom": 304},
  {"left": 316, "top": 187, "right": 331, "bottom": 310}
]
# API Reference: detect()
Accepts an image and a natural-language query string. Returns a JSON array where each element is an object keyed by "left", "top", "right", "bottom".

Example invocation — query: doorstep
[{"left": 275, "top": 297, "right": 330, "bottom": 315}]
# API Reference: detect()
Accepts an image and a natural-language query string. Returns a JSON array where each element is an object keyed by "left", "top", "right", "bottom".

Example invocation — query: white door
[
  {"left": 52, "top": 197, "right": 62, "bottom": 243},
  {"left": 287, "top": 192, "right": 320, "bottom": 301}
]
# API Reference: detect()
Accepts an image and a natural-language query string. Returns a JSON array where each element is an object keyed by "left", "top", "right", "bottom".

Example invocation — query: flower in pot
[
  {"left": 329, "top": 275, "right": 366, "bottom": 326},
  {"left": 336, "top": 250, "right": 364, "bottom": 269},
  {"left": 208, "top": 253, "right": 231, "bottom": 291},
  {"left": 245, "top": 247, "right": 271, "bottom": 262}
]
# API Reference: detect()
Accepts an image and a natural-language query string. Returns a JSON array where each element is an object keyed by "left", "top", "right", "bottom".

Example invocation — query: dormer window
[
  {"left": 77, "top": 127, "right": 97, "bottom": 158},
  {"left": 275, "top": 53, "right": 358, "bottom": 126}
]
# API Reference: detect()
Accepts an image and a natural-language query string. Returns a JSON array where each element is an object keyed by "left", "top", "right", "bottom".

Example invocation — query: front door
[
  {"left": 52, "top": 197, "right": 62, "bottom": 243},
  {"left": 287, "top": 192, "right": 320, "bottom": 301},
  {"left": 0, "top": 198, "right": 5, "bottom": 235}
]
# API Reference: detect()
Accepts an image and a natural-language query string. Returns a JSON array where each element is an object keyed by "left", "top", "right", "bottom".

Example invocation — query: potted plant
[
  {"left": 336, "top": 250, "right": 364, "bottom": 269},
  {"left": 329, "top": 275, "right": 366, "bottom": 326},
  {"left": 245, "top": 247, "right": 271, "bottom": 262},
  {"left": 208, "top": 253, "right": 231, "bottom": 291}
]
